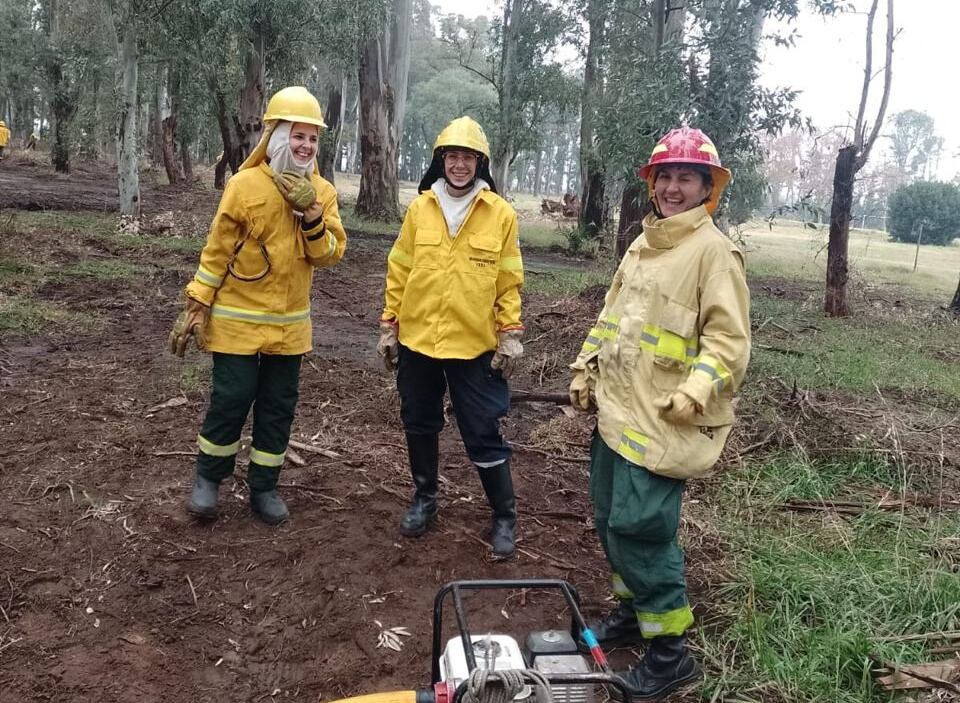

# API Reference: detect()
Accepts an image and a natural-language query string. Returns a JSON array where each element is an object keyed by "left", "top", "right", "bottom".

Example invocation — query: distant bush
[{"left": 888, "top": 181, "right": 960, "bottom": 245}]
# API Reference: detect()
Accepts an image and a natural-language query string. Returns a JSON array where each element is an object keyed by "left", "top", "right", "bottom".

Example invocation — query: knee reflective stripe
[
  {"left": 474, "top": 459, "right": 506, "bottom": 468},
  {"left": 197, "top": 434, "right": 240, "bottom": 457},
  {"left": 637, "top": 606, "right": 694, "bottom": 637},
  {"left": 616, "top": 427, "right": 649, "bottom": 465},
  {"left": 249, "top": 447, "right": 286, "bottom": 467},
  {"left": 611, "top": 573, "right": 634, "bottom": 600},
  {"left": 692, "top": 354, "right": 731, "bottom": 390}
]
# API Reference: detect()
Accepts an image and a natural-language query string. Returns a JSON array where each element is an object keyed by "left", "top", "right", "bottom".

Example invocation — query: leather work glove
[
  {"left": 273, "top": 170, "right": 317, "bottom": 211},
  {"left": 490, "top": 329, "right": 524, "bottom": 380},
  {"left": 568, "top": 371, "right": 594, "bottom": 411},
  {"left": 377, "top": 320, "right": 399, "bottom": 372},
  {"left": 654, "top": 391, "right": 702, "bottom": 425},
  {"left": 168, "top": 298, "right": 210, "bottom": 357}
]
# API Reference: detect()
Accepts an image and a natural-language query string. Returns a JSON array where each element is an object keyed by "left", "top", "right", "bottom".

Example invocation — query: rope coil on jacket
[{"left": 461, "top": 669, "right": 554, "bottom": 703}]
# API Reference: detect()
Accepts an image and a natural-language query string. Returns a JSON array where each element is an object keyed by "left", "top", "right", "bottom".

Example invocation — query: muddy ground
[{"left": 1, "top": 159, "right": 958, "bottom": 703}]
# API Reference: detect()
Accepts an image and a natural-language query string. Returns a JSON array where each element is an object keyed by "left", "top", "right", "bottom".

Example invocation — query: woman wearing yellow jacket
[
  {"left": 569, "top": 127, "right": 750, "bottom": 700},
  {"left": 170, "top": 86, "right": 347, "bottom": 524},
  {"left": 0, "top": 120, "right": 10, "bottom": 159},
  {"left": 377, "top": 117, "right": 524, "bottom": 558}
]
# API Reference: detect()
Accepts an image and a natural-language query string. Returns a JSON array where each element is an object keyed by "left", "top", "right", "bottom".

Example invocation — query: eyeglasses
[{"left": 443, "top": 151, "right": 478, "bottom": 165}]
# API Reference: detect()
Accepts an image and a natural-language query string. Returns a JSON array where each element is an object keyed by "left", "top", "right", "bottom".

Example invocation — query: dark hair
[{"left": 655, "top": 163, "right": 713, "bottom": 188}]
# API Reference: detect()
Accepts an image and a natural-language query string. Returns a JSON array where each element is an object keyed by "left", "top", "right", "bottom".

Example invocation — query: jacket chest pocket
[
  {"left": 463, "top": 231, "right": 501, "bottom": 278},
  {"left": 645, "top": 298, "right": 699, "bottom": 393},
  {"left": 414, "top": 228, "right": 444, "bottom": 269},
  {"left": 230, "top": 198, "right": 273, "bottom": 282}
]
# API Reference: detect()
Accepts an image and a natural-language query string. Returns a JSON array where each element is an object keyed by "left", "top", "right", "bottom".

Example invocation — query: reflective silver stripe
[
  {"left": 195, "top": 267, "right": 223, "bottom": 287},
  {"left": 474, "top": 459, "right": 506, "bottom": 468},
  {"left": 694, "top": 362, "right": 726, "bottom": 389},
  {"left": 211, "top": 304, "right": 310, "bottom": 326},
  {"left": 640, "top": 331, "right": 659, "bottom": 346},
  {"left": 197, "top": 434, "right": 240, "bottom": 457},
  {"left": 250, "top": 447, "right": 285, "bottom": 467}
]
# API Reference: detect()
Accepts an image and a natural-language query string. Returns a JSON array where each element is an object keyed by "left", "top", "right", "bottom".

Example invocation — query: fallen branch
[
  {"left": 511, "top": 390, "right": 570, "bottom": 405},
  {"left": 288, "top": 439, "right": 341, "bottom": 460}
]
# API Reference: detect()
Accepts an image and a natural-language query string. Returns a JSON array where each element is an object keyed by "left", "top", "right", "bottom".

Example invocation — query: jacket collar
[
  {"left": 638, "top": 205, "right": 711, "bottom": 250},
  {"left": 424, "top": 187, "right": 496, "bottom": 206}
]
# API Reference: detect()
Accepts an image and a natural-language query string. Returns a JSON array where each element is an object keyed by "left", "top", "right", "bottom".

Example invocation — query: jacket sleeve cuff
[
  {"left": 185, "top": 281, "right": 216, "bottom": 307},
  {"left": 678, "top": 372, "right": 714, "bottom": 411}
]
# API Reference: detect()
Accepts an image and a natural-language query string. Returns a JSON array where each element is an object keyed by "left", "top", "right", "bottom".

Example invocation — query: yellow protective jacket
[
  {"left": 184, "top": 163, "right": 346, "bottom": 355},
  {"left": 572, "top": 206, "right": 750, "bottom": 479},
  {"left": 382, "top": 189, "right": 524, "bottom": 359},
  {"left": 0, "top": 125, "right": 10, "bottom": 148}
]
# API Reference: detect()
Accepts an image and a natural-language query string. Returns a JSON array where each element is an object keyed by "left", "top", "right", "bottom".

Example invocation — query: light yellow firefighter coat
[
  {"left": 0, "top": 124, "right": 10, "bottom": 148},
  {"left": 572, "top": 206, "right": 750, "bottom": 479},
  {"left": 382, "top": 189, "right": 524, "bottom": 359},
  {"left": 185, "top": 163, "right": 347, "bottom": 355}
]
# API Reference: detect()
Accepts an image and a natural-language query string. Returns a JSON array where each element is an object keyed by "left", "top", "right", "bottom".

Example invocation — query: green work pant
[
  {"left": 195, "top": 352, "right": 302, "bottom": 492},
  {"left": 589, "top": 432, "right": 694, "bottom": 637}
]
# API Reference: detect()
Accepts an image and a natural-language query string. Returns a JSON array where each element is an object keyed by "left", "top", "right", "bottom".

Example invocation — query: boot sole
[
  {"left": 187, "top": 503, "right": 218, "bottom": 519},
  {"left": 609, "top": 667, "right": 702, "bottom": 702},
  {"left": 251, "top": 507, "right": 288, "bottom": 525}
]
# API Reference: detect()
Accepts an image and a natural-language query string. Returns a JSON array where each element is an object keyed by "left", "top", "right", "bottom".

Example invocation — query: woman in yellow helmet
[
  {"left": 0, "top": 120, "right": 10, "bottom": 159},
  {"left": 376, "top": 116, "right": 525, "bottom": 558},
  {"left": 170, "top": 86, "right": 347, "bottom": 525}
]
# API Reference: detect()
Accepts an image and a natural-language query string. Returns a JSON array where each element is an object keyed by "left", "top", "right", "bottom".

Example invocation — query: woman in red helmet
[{"left": 568, "top": 127, "right": 751, "bottom": 700}]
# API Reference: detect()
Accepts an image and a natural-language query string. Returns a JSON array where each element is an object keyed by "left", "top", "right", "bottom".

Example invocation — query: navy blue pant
[{"left": 396, "top": 345, "right": 511, "bottom": 465}]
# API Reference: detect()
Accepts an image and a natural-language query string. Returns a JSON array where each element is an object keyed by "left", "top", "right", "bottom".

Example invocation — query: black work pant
[
  {"left": 195, "top": 352, "right": 302, "bottom": 491},
  {"left": 396, "top": 345, "right": 511, "bottom": 466}
]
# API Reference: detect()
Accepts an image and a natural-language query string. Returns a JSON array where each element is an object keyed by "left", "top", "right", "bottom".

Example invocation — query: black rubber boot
[
  {"left": 399, "top": 433, "right": 439, "bottom": 537},
  {"left": 578, "top": 600, "right": 643, "bottom": 651},
  {"left": 248, "top": 464, "right": 288, "bottom": 525},
  {"left": 616, "top": 635, "right": 701, "bottom": 702},
  {"left": 187, "top": 472, "right": 221, "bottom": 519},
  {"left": 250, "top": 490, "right": 289, "bottom": 525},
  {"left": 478, "top": 461, "right": 517, "bottom": 559}
]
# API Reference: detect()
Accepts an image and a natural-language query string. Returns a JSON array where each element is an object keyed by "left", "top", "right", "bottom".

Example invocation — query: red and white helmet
[{"left": 637, "top": 127, "right": 732, "bottom": 214}]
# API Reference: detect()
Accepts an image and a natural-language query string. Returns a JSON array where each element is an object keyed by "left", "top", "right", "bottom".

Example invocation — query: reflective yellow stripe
[
  {"left": 194, "top": 266, "right": 223, "bottom": 287},
  {"left": 637, "top": 605, "right": 694, "bottom": 637},
  {"left": 617, "top": 427, "right": 649, "bottom": 465},
  {"left": 388, "top": 247, "right": 413, "bottom": 268},
  {"left": 326, "top": 231, "right": 337, "bottom": 257},
  {"left": 249, "top": 447, "right": 285, "bottom": 467},
  {"left": 612, "top": 573, "right": 634, "bottom": 600},
  {"left": 210, "top": 304, "right": 310, "bottom": 326},
  {"left": 639, "top": 324, "right": 698, "bottom": 365},
  {"left": 580, "top": 316, "right": 620, "bottom": 354},
  {"left": 580, "top": 334, "right": 601, "bottom": 354},
  {"left": 499, "top": 255, "right": 523, "bottom": 272},
  {"left": 197, "top": 434, "right": 240, "bottom": 457},
  {"left": 693, "top": 354, "right": 731, "bottom": 389}
]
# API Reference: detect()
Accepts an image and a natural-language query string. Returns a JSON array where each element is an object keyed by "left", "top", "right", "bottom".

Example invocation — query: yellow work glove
[
  {"left": 272, "top": 170, "right": 317, "bottom": 211},
  {"left": 377, "top": 320, "right": 399, "bottom": 372},
  {"left": 568, "top": 371, "right": 594, "bottom": 411},
  {"left": 653, "top": 391, "right": 702, "bottom": 425},
  {"left": 490, "top": 329, "right": 524, "bottom": 380},
  {"left": 168, "top": 298, "right": 210, "bottom": 357}
]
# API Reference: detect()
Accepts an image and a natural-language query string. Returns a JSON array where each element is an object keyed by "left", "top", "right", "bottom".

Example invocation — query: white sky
[{"left": 431, "top": 0, "right": 957, "bottom": 178}]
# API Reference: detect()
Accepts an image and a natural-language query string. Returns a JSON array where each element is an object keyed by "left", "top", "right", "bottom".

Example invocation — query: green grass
[
  {"left": 6, "top": 210, "right": 117, "bottom": 235},
  {"left": 55, "top": 259, "right": 147, "bottom": 281},
  {"left": 702, "top": 454, "right": 960, "bottom": 703},
  {"left": 522, "top": 266, "right": 611, "bottom": 296},
  {"left": 520, "top": 221, "right": 573, "bottom": 250},
  {"left": 178, "top": 358, "right": 212, "bottom": 393},
  {"left": 0, "top": 257, "right": 36, "bottom": 286},
  {"left": 750, "top": 297, "right": 960, "bottom": 400},
  {"left": 0, "top": 294, "right": 96, "bottom": 335}
]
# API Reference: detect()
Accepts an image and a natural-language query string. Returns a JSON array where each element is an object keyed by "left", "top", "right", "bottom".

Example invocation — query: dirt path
[{"left": 0, "top": 162, "right": 710, "bottom": 702}]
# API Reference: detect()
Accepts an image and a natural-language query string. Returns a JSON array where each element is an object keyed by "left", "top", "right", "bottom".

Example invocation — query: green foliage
[
  {"left": 888, "top": 110, "right": 943, "bottom": 179},
  {"left": 887, "top": 181, "right": 960, "bottom": 246},
  {"left": 708, "top": 452, "right": 960, "bottom": 702}
]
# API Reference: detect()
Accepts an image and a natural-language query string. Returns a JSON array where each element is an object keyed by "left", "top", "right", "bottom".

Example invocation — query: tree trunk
[
  {"left": 616, "top": 184, "right": 643, "bottom": 259},
  {"left": 825, "top": 145, "right": 856, "bottom": 317},
  {"left": 949, "top": 275, "right": 960, "bottom": 313},
  {"left": 210, "top": 82, "right": 243, "bottom": 189},
  {"left": 578, "top": 0, "right": 607, "bottom": 239},
  {"left": 317, "top": 70, "right": 345, "bottom": 183},
  {"left": 116, "top": 20, "right": 141, "bottom": 220},
  {"left": 151, "top": 65, "right": 165, "bottom": 165},
  {"left": 491, "top": 0, "right": 522, "bottom": 195},
  {"left": 237, "top": 37, "right": 266, "bottom": 163},
  {"left": 356, "top": 0, "right": 412, "bottom": 220}
]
